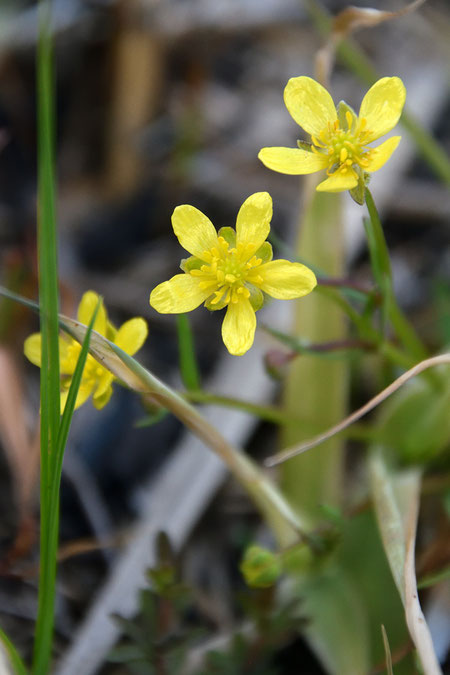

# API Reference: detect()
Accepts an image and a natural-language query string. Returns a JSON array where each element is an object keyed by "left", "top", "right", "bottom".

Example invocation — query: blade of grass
[
  {"left": 36, "top": 302, "right": 100, "bottom": 673},
  {"left": 0, "top": 627, "right": 28, "bottom": 675},
  {"left": 176, "top": 313, "right": 200, "bottom": 391},
  {"left": 381, "top": 625, "right": 394, "bottom": 675},
  {"left": 33, "top": 1, "right": 60, "bottom": 672}
]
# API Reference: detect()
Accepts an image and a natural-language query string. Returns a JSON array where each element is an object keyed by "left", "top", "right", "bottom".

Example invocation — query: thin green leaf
[
  {"left": 0, "top": 286, "right": 40, "bottom": 313},
  {"left": 418, "top": 565, "right": 450, "bottom": 590},
  {"left": 54, "top": 298, "right": 101, "bottom": 480},
  {"left": 33, "top": 1, "right": 60, "bottom": 672},
  {"left": 34, "top": 300, "right": 100, "bottom": 675},
  {"left": 176, "top": 313, "right": 200, "bottom": 391},
  {"left": 0, "top": 626, "right": 28, "bottom": 675},
  {"left": 381, "top": 625, "right": 394, "bottom": 675}
]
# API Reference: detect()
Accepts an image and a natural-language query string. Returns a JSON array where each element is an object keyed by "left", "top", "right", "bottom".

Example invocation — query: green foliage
[
  {"left": 109, "top": 534, "right": 312, "bottom": 674},
  {"left": 377, "top": 368, "right": 450, "bottom": 464},
  {"left": 0, "top": 626, "right": 28, "bottom": 675}
]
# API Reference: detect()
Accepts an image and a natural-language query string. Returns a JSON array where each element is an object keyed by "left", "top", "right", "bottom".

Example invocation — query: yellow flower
[
  {"left": 24, "top": 291, "right": 148, "bottom": 411},
  {"left": 149, "top": 192, "right": 316, "bottom": 356},
  {"left": 258, "top": 76, "right": 406, "bottom": 193}
]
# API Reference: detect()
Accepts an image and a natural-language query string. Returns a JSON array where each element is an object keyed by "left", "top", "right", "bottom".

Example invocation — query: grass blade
[
  {"left": 0, "top": 627, "right": 28, "bottom": 675},
  {"left": 54, "top": 298, "right": 101, "bottom": 482},
  {"left": 33, "top": 1, "right": 60, "bottom": 672},
  {"left": 36, "top": 300, "right": 101, "bottom": 673},
  {"left": 381, "top": 625, "right": 394, "bottom": 675}
]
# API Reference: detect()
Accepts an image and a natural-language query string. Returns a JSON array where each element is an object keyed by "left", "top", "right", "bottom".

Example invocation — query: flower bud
[{"left": 240, "top": 545, "right": 282, "bottom": 588}]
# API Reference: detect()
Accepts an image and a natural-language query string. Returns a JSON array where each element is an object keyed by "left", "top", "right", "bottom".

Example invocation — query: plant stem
[
  {"left": 184, "top": 390, "right": 310, "bottom": 428},
  {"left": 281, "top": 185, "right": 347, "bottom": 524}
]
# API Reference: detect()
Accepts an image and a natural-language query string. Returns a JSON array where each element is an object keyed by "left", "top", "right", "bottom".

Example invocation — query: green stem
[
  {"left": 281, "top": 186, "right": 347, "bottom": 524},
  {"left": 184, "top": 390, "right": 308, "bottom": 427},
  {"left": 365, "top": 189, "right": 428, "bottom": 362}
]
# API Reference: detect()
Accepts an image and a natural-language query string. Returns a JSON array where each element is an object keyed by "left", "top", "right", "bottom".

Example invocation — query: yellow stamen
[{"left": 345, "top": 110, "right": 353, "bottom": 130}]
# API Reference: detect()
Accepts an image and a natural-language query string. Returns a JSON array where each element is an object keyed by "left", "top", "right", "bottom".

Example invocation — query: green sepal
[
  {"left": 205, "top": 291, "right": 227, "bottom": 311},
  {"left": 254, "top": 241, "right": 273, "bottom": 264},
  {"left": 337, "top": 100, "right": 357, "bottom": 131},
  {"left": 218, "top": 226, "right": 236, "bottom": 248},
  {"left": 349, "top": 168, "right": 370, "bottom": 206},
  {"left": 248, "top": 285, "right": 264, "bottom": 312},
  {"left": 180, "top": 256, "right": 203, "bottom": 273},
  {"left": 297, "top": 139, "right": 314, "bottom": 152}
]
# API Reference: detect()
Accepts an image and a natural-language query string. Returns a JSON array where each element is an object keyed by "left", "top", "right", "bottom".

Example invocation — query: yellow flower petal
[
  {"left": 24, "top": 333, "right": 42, "bottom": 367},
  {"left": 257, "top": 260, "right": 317, "bottom": 299},
  {"left": 59, "top": 337, "right": 75, "bottom": 374},
  {"left": 316, "top": 167, "right": 358, "bottom": 193},
  {"left": 93, "top": 385, "right": 113, "bottom": 410},
  {"left": 258, "top": 147, "right": 328, "bottom": 175},
  {"left": 150, "top": 274, "right": 211, "bottom": 313},
  {"left": 172, "top": 205, "right": 218, "bottom": 259},
  {"left": 284, "top": 76, "right": 337, "bottom": 137},
  {"left": 221, "top": 296, "right": 256, "bottom": 356},
  {"left": 358, "top": 77, "right": 406, "bottom": 143},
  {"left": 115, "top": 318, "right": 148, "bottom": 355},
  {"left": 236, "top": 192, "right": 272, "bottom": 256},
  {"left": 365, "top": 136, "right": 401, "bottom": 173},
  {"left": 78, "top": 291, "right": 107, "bottom": 335},
  {"left": 94, "top": 370, "right": 114, "bottom": 399},
  {"left": 60, "top": 382, "right": 94, "bottom": 413}
]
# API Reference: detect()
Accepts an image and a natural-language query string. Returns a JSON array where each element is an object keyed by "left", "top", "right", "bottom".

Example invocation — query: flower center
[
  {"left": 190, "top": 235, "right": 263, "bottom": 306},
  {"left": 311, "top": 112, "right": 373, "bottom": 174}
]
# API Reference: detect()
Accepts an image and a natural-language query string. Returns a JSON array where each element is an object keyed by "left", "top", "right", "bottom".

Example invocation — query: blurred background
[{"left": 0, "top": 0, "right": 449, "bottom": 672}]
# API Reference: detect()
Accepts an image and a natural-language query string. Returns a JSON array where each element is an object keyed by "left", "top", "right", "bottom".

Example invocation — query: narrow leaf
[
  {"left": 54, "top": 298, "right": 101, "bottom": 482},
  {"left": 33, "top": 1, "right": 60, "bottom": 671},
  {"left": 0, "top": 626, "right": 28, "bottom": 675},
  {"left": 381, "top": 625, "right": 393, "bottom": 675}
]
